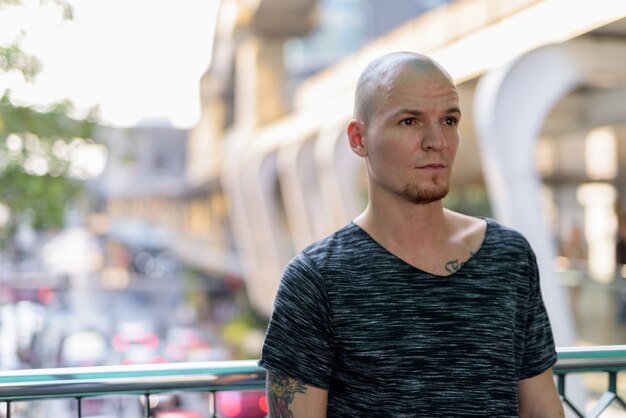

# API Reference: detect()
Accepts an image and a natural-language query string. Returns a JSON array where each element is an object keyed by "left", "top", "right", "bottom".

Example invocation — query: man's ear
[{"left": 347, "top": 119, "right": 367, "bottom": 157}]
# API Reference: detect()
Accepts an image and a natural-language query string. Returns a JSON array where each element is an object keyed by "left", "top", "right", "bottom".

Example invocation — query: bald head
[{"left": 354, "top": 52, "right": 455, "bottom": 123}]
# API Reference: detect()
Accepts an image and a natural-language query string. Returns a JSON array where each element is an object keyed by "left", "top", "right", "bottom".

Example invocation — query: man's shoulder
[
  {"left": 301, "top": 222, "right": 363, "bottom": 257},
  {"left": 484, "top": 217, "right": 530, "bottom": 241},
  {"left": 481, "top": 217, "right": 535, "bottom": 257},
  {"left": 285, "top": 223, "right": 364, "bottom": 280},
  {"left": 288, "top": 222, "right": 365, "bottom": 271}
]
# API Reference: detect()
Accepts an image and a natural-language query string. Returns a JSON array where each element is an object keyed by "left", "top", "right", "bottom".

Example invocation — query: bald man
[{"left": 259, "top": 52, "right": 564, "bottom": 417}]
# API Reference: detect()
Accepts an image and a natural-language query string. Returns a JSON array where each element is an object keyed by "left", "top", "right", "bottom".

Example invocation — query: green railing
[
  {"left": 0, "top": 347, "right": 626, "bottom": 417},
  {"left": 555, "top": 345, "right": 626, "bottom": 417},
  {"left": 0, "top": 360, "right": 265, "bottom": 417}
]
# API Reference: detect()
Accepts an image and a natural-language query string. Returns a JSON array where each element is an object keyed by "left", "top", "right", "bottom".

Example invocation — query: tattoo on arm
[
  {"left": 445, "top": 251, "right": 476, "bottom": 274},
  {"left": 268, "top": 371, "right": 307, "bottom": 418}
]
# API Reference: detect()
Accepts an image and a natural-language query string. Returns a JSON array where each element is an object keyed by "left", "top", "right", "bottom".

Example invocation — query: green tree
[{"left": 0, "top": 0, "right": 100, "bottom": 237}]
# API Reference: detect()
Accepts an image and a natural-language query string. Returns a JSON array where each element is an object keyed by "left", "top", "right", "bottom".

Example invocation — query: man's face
[{"left": 361, "top": 66, "right": 461, "bottom": 205}]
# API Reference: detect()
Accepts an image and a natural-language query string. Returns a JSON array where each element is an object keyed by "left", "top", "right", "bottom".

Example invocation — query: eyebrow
[{"left": 394, "top": 107, "right": 462, "bottom": 117}]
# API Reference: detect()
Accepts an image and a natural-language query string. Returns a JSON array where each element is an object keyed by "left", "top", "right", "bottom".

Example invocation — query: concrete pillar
[
  {"left": 474, "top": 41, "right": 577, "bottom": 413},
  {"left": 187, "top": 75, "right": 227, "bottom": 184},
  {"left": 315, "top": 124, "right": 365, "bottom": 233},
  {"left": 277, "top": 138, "right": 322, "bottom": 251},
  {"left": 475, "top": 37, "right": 626, "bottom": 414},
  {"left": 474, "top": 38, "right": 626, "bottom": 345},
  {"left": 222, "top": 147, "right": 290, "bottom": 317},
  {"left": 235, "top": 37, "right": 287, "bottom": 129}
]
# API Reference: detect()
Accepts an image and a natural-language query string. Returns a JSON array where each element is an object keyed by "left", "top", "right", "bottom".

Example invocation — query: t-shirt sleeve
[
  {"left": 259, "top": 253, "right": 334, "bottom": 389},
  {"left": 519, "top": 248, "right": 558, "bottom": 379}
]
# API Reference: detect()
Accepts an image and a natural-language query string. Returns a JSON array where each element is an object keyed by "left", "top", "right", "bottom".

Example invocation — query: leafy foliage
[
  {"left": 0, "top": 0, "right": 101, "bottom": 236},
  {"left": 0, "top": 42, "right": 42, "bottom": 81},
  {"left": 0, "top": 93, "right": 98, "bottom": 233},
  {"left": 0, "top": 93, "right": 95, "bottom": 139},
  {"left": 0, "top": 163, "right": 81, "bottom": 231}
]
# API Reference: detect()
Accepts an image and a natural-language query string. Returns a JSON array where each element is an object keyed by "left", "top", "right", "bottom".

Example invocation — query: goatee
[{"left": 400, "top": 182, "right": 449, "bottom": 204}]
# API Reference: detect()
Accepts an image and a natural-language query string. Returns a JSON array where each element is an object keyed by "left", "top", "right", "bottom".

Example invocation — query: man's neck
[
  {"left": 353, "top": 198, "right": 486, "bottom": 276},
  {"left": 354, "top": 198, "right": 450, "bottom": 249}
]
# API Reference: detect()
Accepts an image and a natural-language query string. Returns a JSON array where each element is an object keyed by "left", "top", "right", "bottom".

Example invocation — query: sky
[{"left": 0, "top": 0, "right": 220, "bottom": 128}]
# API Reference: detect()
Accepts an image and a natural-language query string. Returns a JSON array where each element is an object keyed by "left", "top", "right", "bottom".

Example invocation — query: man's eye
[
  {"left": 443, "top": 117, "right": 458, "bottom": 126},
  {"left": 400, "top": 118, "right": 415, "bottom": 126}
]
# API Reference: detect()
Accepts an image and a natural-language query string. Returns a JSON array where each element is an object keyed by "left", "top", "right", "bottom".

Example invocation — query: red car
[{"left": 216, "top": 390, "right": 267, "bottom": 418}]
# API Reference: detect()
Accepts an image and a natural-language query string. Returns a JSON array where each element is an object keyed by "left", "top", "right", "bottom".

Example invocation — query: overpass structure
[{"left": 185, "top": 0, "right": 626, "bottom": 350}]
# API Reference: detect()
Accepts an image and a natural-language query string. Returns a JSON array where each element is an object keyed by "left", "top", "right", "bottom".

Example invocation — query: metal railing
[
  {"left": 0, "top": 360, "right": 265, "bottom": 417},
  {"left": 0, "top": 347, "right": 626, "bottom": 417},
  {"left": 555, "top": 345, "right": 626, "bottom": 417}
]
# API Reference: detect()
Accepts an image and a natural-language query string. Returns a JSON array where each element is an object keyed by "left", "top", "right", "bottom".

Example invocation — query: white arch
[
  {"left": 315, "top": 124, "right": 365, "bottom": 233},
  {"left": 474, "top": 38, "right": 626, "bottom": 349},
  {"left": 222, "top": 143, "right": 290, "bottom": 317},
  {"left": 277, "top": 136, "right": 327, "bottom": 251}
]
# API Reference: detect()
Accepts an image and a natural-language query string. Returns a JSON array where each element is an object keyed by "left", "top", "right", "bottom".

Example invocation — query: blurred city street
[
  {"left": 2, "top": 0, "right": 626, "bottom": 416},
  {"left": 0, "top": 225, "right": 265, "bottom": 417}
]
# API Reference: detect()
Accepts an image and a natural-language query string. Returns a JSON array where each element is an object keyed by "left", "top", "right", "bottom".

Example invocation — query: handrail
[
  {"left": 557, "top": 345, "right": 626, "bottom": 359},
  {"left": 556, "top": 345, "right": 626, "bottom": 372},
  {"left": 555, "top": 345, "right": 626, "bottom": 418},
  {"left": 0, "top": 347, "right": 624, "bottom": 417},
  {"left": 0, "top": 360, "right": 265, "bottom": 402}
]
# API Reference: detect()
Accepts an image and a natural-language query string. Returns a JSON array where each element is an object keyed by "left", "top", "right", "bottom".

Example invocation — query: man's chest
[{"left": 327, "top": 273, "right": 524, "bottom": 377}]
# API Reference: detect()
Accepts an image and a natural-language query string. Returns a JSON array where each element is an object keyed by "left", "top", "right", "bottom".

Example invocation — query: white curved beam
[
  {"left": 315, "top": 124, "right": 365, "bottom": 233},
  {"left": 277, "top": 138, "right": 325, "bottom": 251},
  {"left": 222, "top": 145, "right": 289, "bottom": 317},
  {"left": 474, "top": 38, "right": 626, "bottom": 348}
]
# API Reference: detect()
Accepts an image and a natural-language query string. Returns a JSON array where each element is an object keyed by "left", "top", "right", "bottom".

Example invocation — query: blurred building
[
  {"left": 98, "top": 0, "right": 626, "bottom": 348},
  {"left": 184, "top": 0, "right": 454, "bottom": 310},
  {"left": 95, "top": 123, "right": 188, "bottom": 249}
]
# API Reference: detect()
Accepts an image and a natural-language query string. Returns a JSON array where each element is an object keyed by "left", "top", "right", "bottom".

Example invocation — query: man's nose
[{"left": 421, "top": 122, "right": 448, "bottom": 150}]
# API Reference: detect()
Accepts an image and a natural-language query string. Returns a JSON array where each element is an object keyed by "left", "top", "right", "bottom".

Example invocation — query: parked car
[{"left": 216, "top": 390, "right": 267, "bottom": 418}]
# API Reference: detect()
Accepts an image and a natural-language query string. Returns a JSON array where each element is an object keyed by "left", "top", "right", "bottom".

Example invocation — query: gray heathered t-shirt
[{"left": 260, "top": 218, "right": 557, "bottom": 417}]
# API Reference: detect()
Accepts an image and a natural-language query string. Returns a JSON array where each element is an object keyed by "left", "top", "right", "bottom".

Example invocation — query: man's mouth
[{"left": 416, "top": 163, "right": 446, "bottom": 169}]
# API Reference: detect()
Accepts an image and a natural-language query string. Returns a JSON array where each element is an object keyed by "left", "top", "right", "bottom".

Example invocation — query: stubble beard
[{"left": 399, "top": 180, "right": 449, "bottom": 204}]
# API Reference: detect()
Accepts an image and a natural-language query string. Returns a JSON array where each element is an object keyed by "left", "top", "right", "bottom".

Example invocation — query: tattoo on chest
[
  {"left": 268, "top": 372, "right": 307, "bottom": 418},
  {"left": 445, "top": 250, "right": 476, "bottom": 274}
]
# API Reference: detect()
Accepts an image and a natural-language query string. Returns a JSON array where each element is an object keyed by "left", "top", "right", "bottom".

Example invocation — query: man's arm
[
  {"left": 266, "top": 370, "right": 328, "bottom": 418},
  {"left": 518, "top": 368, "right": 565, "bottom": 418}
]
